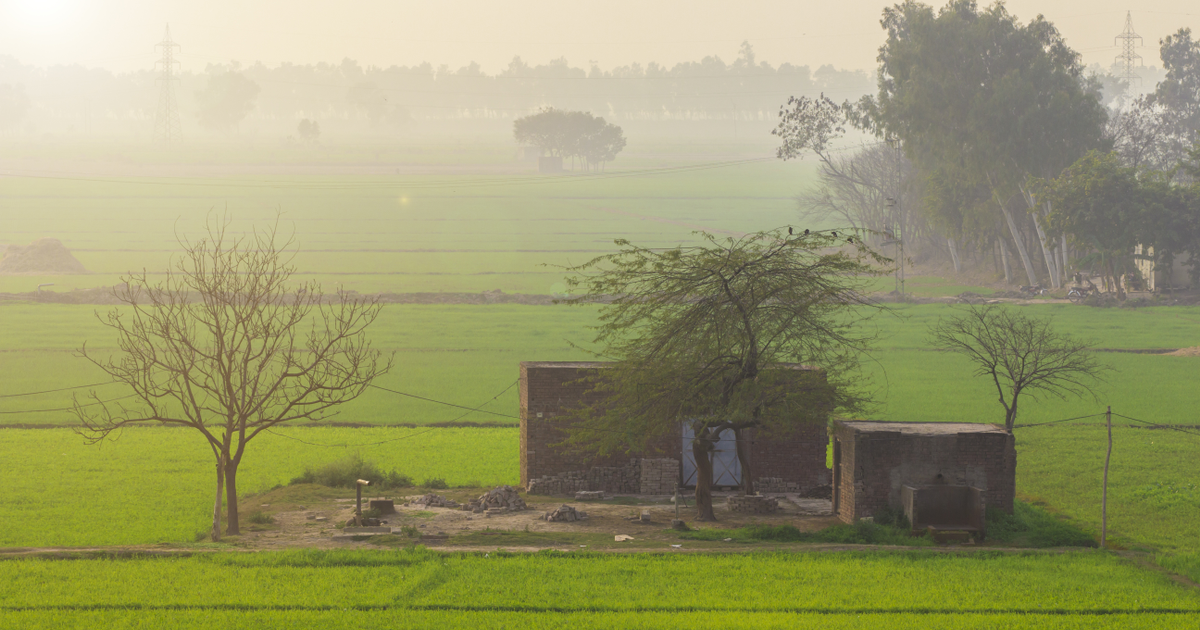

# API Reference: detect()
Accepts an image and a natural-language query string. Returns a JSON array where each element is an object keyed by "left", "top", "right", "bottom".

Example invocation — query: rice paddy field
[{"left": 2, "top": 142, "right": 1199, "bottom": 624}]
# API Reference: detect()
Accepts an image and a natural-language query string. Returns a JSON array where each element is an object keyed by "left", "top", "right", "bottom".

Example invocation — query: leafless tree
[
  {"left": 72, "top": 217, "right": 392, "bottom": 538},
  {"left": 929, "top": 305, "right": 1106, "bottom": 432}
]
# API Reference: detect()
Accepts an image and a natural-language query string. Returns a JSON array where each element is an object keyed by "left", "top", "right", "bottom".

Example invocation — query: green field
[
  {"left": 2, "top": 549, "right": 1197, "bottom": 628},
  {"left": 3, "top": 145, "right": 1200, "bottom": 620},
  {"left": 0, "top": 426, "right": 516, "bottom": 547}
]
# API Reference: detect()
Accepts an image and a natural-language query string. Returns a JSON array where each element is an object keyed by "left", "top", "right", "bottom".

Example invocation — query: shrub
[
  {"left": 289, "top": 453, "right": 413, "bottom": 490},
  {"left": 423, "top": 477, "right": 449, "bottom": 490},
  {"left": 246, "top": 511, "right": 275, "bottom": 525}
]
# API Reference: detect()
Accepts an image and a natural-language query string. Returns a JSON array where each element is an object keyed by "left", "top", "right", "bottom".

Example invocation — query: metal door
[{"left": 680, "top": 423, "right": 742, "bottom": 488}]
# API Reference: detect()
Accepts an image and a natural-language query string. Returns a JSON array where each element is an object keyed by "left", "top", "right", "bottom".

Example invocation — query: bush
[
  {"left": 423, "top": 477, "right": 449, "bottom": 490},
  {"left": 289, "top": 453, "right": 413, "bottom": 490}
]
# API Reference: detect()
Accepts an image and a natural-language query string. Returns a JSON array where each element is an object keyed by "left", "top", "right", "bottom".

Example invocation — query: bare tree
[
  {"left": 929, "top": 305, "right": 1106, "bottom": 431},
  {"left": 72, "top": 218, "right": 392, "bottom": 538}
]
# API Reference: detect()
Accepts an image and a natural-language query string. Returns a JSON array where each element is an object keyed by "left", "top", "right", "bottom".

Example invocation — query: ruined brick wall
[
  {"left": 520, "top": 362, "right": 681, "bottom": 489},
  {"left": 521, "top": 361, "right": 830, "bottom": 494},
  {"left": 832, "top": 422, "right": 1016, "bottom": 524},
  {"left": 743, "top": 424, "right": 830, "bottom": 492}
]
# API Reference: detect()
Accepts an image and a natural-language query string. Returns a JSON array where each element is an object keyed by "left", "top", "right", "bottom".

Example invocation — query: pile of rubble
[
  {"left": 727, "top": 494, "right": 780, "bottom": 514},
  {"left": 575, "top": 491, "right": 606, "bottom": 500},
  {"left": 756, "top": 477, "right": 799, "bottom": 493},
  {"left": 462, "top": 485, "right": 527, "bottom": 513},
  {"left": 545, "top": 504, "right": 588, "bottom": 522},
  {"left": 407, "top": 494, "right": 459, "bottom": 509}
]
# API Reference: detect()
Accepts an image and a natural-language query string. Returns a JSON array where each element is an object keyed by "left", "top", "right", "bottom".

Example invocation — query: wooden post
[{"left": 1102, "top": 406, "right": 1112, "bottom": 549}]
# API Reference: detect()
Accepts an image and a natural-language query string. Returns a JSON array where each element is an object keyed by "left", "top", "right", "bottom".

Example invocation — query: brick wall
[
  {"left": 832, "top": 422, "right": 1016, "bottom": 524},
  {"left": 520, "top": 362, "right": 680, "bottom": 488},
  {"left": 521, "top": 361, "right": 830, "bottom": 493}
]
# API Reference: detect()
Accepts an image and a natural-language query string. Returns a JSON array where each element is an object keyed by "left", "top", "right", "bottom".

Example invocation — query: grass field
[
  {"left": 1, "top": 302, "right": 1198, "bottom": 550},
  {"left": 1, "top": 549, "right": 1196, "bottom": 628},
  {"left": 0, "top": 426, "right": 516, "bottom": 547}
]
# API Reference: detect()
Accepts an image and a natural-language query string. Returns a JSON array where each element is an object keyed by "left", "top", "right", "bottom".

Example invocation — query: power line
[
  {"left": 0, "top": 393, "right": 138, "bottom": 415},
  {"left": 0, "top": 381, "right": 118, "bottom": 399},
  {"left": 1111, "top": 412, "right": 1200, "bottom": 438},
  {"left": 367, "top": 384, "right": 520, "bottom": 420},
  {"left": 1012, "top": 413, "right": 1106, "bottom": 429}
]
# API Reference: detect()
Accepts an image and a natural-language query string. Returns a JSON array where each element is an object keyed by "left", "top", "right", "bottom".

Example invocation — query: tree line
[
  {"left": 0, "top": 44, "right": 872, "bottom": 137},
  {"left": 775, "top": 1, "right": 1200, "bottom": 293}
]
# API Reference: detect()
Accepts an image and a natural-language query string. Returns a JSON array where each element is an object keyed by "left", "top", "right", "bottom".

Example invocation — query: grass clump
[
  {"left": 289, "top": 453, "right": 413, "bottom": 490},
  {"left": 246, "top": 511, "right": 276, "bottom": 525},
  {"left": 422, "top": 477, "right": 449, "bottom": 490},
  {"left": 986, "top": 501, "right": 1097, "bottom": 548},
  {"left": 681, "top": 521, "right": 930, "bottom": 546}
]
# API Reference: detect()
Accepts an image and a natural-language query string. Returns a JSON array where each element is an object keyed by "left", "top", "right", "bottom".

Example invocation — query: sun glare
[{"left": 13, "top": 0, "right": 79, "bottom": 29}]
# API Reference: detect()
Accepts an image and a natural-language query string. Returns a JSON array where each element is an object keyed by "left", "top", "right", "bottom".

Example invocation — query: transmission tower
[
  {"left": 1114, "top": 11, "right": 1143, "bottom": 86},
  {"left": 153, "top": 24, "right": 182, "bottom": 143}
]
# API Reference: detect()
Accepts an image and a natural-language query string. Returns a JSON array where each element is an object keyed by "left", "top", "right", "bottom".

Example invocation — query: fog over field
[{"left": 3, "top": 2, "right": 1200, "bottom": 628}]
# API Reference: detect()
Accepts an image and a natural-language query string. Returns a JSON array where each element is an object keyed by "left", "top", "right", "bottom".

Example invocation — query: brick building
[
  {"left": 520, "top": 361, "right": 830, "bottom": 495},
  {"left": 830, "top": 421, "right": 1016, "bottom": 525}
]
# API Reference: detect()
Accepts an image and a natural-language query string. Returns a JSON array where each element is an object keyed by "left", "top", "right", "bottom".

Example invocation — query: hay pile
[
  {"left": 1166, "top": 347, "right": 1200, "bottom": 357},
  {"left": 0, "top": 239, "right": 87, "bottom": 274}
]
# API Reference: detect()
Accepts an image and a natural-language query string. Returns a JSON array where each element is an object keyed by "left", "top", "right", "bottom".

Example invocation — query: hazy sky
[{"left": 1, "top": 0, "right": 1198, "bottom": 74}]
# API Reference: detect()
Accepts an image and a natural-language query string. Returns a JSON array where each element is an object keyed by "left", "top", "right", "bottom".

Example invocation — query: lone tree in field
[
  {"left": 929, "top": 305, "right": 1106, "bottom": 431},
  {"left": 72, "top": 218, "right": 392, "bottom": 538},
  {"left": 559, "top": 228, "right": 887, "bottom": 521}
]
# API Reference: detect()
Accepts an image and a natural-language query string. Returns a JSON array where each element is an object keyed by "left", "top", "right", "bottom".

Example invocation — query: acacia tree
[
  {"left": 930, "top": 305, "right": 1105, "bottom": 431},
  {"left": 559, "top": 229, "right": 887, "bottom": 520},
  {"left": 513, "top": 108, "right": 625, "bottom": 170},
  {"left": 72, "top": 218, "right": 392, "bottom": 538}
]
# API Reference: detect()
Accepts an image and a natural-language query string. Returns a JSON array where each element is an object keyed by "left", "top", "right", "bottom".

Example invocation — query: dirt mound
[
  {"left": 0, "top": 239, "right": 87, "bottom": 274},
  {"left": 1166, "top": 346, "right": 1200, "bottom": 356}
]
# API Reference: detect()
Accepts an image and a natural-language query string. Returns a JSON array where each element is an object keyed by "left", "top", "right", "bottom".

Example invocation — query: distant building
[{"left": 1134, "top": 246, "right": 1192, "bottom": 291}]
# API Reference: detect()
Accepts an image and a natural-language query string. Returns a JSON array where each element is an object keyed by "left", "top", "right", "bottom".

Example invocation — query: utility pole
[
  {"left": 1101, "top": 406, "right": 1113, "bottom": 549},
  {"left": 1114, "top": 11, "right": 1143, "bottom": 87},
  {"left": 153, "top": 24, "right": 182, "bottom": 144}
]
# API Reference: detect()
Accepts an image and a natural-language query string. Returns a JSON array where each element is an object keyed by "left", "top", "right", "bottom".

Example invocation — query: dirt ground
[{"left": 226, "top": 484, "right": 840, "bottom": 552}]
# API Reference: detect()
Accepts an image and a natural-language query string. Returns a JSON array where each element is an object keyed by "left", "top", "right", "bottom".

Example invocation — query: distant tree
[
  {"left": 0, "top": 83, "right": 29, "bottom": 131},
  {"left": 1107, "top": 95, "right": 1175, "bottom": 171},
  {"left": 195, "top": 71, "right": 260, "bottom": 131},
  {"left": 559, "top": 228, "right": 887, "bottom": 520},
  {"left": 863, "top": 0, "right": 1109, "bottom": 287},
  {"left": 930, "top": 305, "right": 1106, "bottom": 432},
  {"left": 346, "top": 82, "right": 408, "bottom": 127},
  {"left": 1151, "top": 28, "right": 1200, "bottom": 158},
  {"left": 514, "top": 108, "right": 625, "bottom": 170},
  {"left": 297, "top": 119, "right": 321, "bottom": 143},
  {"left": 1038, "top": 150, "right": 1200, "bottom": 290},
  {"left": 72, "top": 217, "right": 392, "bottom": 539}
]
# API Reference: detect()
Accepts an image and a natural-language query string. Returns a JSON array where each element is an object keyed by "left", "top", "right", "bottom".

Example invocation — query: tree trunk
[
  {"left": 999, "top": 239, "right": 1013, "bottom": 284},
  {"left": 211, "top": 454, "right": 224, "bottom": 542},
  {"left": 1001, "top": 204, "right": 1039, "bottom": 286},
  {"left": 733, "top": 426, "right": 754, "bottom": 496},
  {"left": 224, "top": 460, "right": 240, "bottom": 535},
  {"left": 947, "top": 238, "right": 961, "bottom": 274},
  {"left": 692, "top": 435, "right": 717, "bottom": 521}
]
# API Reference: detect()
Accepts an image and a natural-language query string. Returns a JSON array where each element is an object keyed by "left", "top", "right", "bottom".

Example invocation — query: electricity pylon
[
  {"left": 153, "top": 24, "right": 182, "bottom": 143},
  {"left": 1114, "top": 11, "right": 1143, "bottom": 87}
]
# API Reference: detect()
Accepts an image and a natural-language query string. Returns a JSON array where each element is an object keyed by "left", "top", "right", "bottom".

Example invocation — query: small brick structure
[
  {"left": 727, "top": 495, "right": 780, "bottom": 514},
  {"left": 520, "top": 361, "right": 831, "bottom": 495},
  {"left": 831, "top": 421, "right": 1015, "bottom": 524}
]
